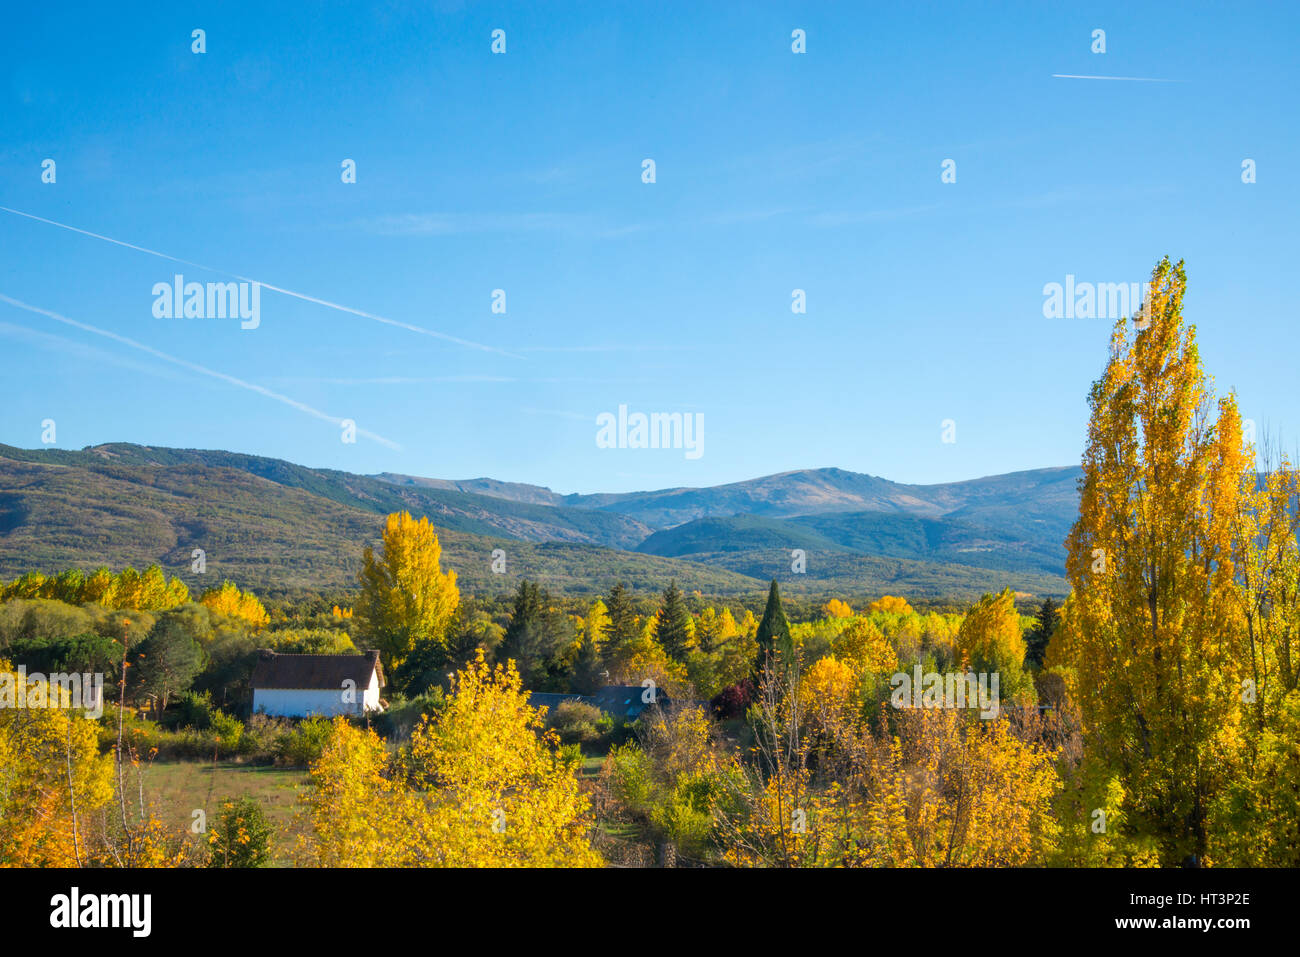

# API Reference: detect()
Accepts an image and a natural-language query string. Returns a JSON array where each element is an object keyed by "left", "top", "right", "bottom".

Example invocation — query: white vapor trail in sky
[
  {"left": 0, "top": 293, "right": 402, "bottom": 450},
  {"left": 1050, "top": 74, "right": 1177, "bottom": 82},
  {"left": 0, "top": 206, "right": 520, "bottom": 358}
]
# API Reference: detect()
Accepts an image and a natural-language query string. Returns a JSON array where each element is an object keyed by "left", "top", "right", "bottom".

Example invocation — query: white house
[{"left": 251, "top": 650, "right": 385, "bottom": 718}]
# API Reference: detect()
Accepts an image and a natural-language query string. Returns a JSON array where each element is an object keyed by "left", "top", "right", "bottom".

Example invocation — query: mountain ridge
[{"left": 0, "top": 443, "right": 1077, "bottom": 599}]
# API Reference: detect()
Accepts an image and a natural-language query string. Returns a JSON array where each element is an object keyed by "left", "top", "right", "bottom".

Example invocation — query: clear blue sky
[{"left": 2, "top": 1, "right": 1296, "bottom": 493}]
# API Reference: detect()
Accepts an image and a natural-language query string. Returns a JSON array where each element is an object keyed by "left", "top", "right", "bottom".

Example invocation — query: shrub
[
  {"left": 608, "top": 742, "right": 655, "bottom": 815},
  {"left": 274, "top": 716, "right": 333, "bottom": 766},
  {"left": 174, "top": 690, "right": 215, "bottom": 730},
  {"left": 710, "top": 678, "right": 755, "bottom": 720},
  {"left": 240, "top": 713, "right": 291, "bottom": 757},
  {"left": 0, "top": 598, "right": 95, "bottom": 646},
  {"left": 651, "top": 773, "right": 718, "bottom": 857},
  {"left": 207, "top": 797, "right": 272, "bottom": 867},
  {"left": 209, "top": 709, "right": 244, "bottom": 752},
  {"left": 548, "top": 699, "right": 604, "bottom": 745},
  {"left": 558, "top": 742, "right": 583, "bottom": 769}
]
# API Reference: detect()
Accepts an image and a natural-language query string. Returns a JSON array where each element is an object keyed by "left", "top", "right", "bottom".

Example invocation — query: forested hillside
[{"left": 0, "top": 443, "right": 1073, "bottom": 600}]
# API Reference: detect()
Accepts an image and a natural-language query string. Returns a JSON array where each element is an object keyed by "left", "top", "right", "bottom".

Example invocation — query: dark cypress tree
[
  {"left": 754, "top": 579, "right": 793, "bottom": 681},
  {"left": 602, "top": 582, "right": 639, "bottom": 647},
  {"left": 1025, "top": 596, "right": 1059, "bottom": 669},
  {"left": 655, "top": 580, "right": 693, "bottom": 661}
]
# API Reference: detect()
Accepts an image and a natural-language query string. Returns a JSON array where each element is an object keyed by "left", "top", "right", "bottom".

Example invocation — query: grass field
[{"left": 140, "top": 761, "right": 308, "bottom": 865}]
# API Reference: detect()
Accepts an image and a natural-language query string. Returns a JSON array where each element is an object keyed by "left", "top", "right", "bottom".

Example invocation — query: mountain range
[{"left": 0, "top": 443, "right": 1080, "bottom": 601}]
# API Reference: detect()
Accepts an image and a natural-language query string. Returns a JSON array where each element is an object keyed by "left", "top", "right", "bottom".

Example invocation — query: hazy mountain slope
[
  {"left": 0, "top": 443, "right": 1077, "bottom": 600},
  {"left": 563, "top": 468, "right": 930, "bottom": 526},
  {"left": 637, "top": 515, "right": 852, "bottom": 558},
  {"left": 375, "top": 463, "right": 1084, "bottom": 534},
  {"left": 638, "top": 511, "right": 1066, "bottom": 579},
  {"left": 0, "top": 444, "right": 652, "bottom": 550},
  {"left": 785, "top": 511, "right": 1064, "bottom": 576},
  {"left": 0, "top": 453, "right": 760, "bottom": 597},
  {"left": 374, "top": 472, "right": 568, "bottom": 507},
  {"left": 675, "top": 547, "right": 1066, "bottom": 601}
]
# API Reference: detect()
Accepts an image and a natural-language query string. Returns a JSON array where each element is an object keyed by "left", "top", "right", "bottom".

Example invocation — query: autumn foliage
[{"left": 300, "top": 651, "right": 599, "bottom": 867}]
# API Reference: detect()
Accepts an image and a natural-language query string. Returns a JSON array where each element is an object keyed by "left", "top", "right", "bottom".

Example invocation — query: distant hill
[
  {"left": 0, "top": 443, "right": 1077, "bottom": 600},
  {"left": 637, "top": 510, "right": 1065, "bottom": 577},
  {"left": 2, "top": 443, "right": 653, "bottom": 549},
  {"left": 379, "top": 461, "right": 1081, "bottom": 586},
  {"left": 0, "top": 448, "right": 753, "bottom": 598},
  {"left": 377, "top": 462, "right": 1082, "bottom": 533},
  {"left": 373, "top": 472, "right": 569, "bottom": 508}
]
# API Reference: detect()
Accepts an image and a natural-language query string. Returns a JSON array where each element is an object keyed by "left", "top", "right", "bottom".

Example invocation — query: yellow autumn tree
[
  {"left": 850, "top": 709, "right": 1061, "bottom": 867},
  {"left": 1212, "top": 444, "right": 1300, "bottom": 864},
  {"left": 694, "top": 606, "right": 724, "bottom": 651},
  {"left": 717, "top": 657, "right": 1060, "bottom": 868},
  {"left": 355, "top": 512, "right": 459, "bottom": 675},
  {"left": 832, "top": 618, "right": 897, "bottom": 676},
  {"left": 822, "top": 598, "right": 853, "bottom": 619},
  {"left": 867, "top": 595, "right": 913, "bottom": 615},
  {"left": 138, "top": 565, "right": 171, "bottom": 610},
  {"left": 406, "top": 652, "right": 601, "bottom": 866},
  {"left": 113, "top": 567, "right": 144, "bottom": 610},
  {"left": 1055, "top": 257, "right": 1249, "bottom": 866},
  {"left": 0, "top": 660, "right": 115, "bottom": 866},
  {"left": 199, "top": 580, "right": 270, "bottom": 629},
  {"left": 82, "top": 567, "right": 117, "bottom": 606},
  {"left": 717, "top": 607, "right": 740, "bottom": 641},
  {"left": 301, "top": 653, "right": 600, "bottom": 867},
  {"left": 799, "top": 655, "right": 859, "bottom": 741},
  {"left": 605, "top": 631, "right": 691, "bottom": 701},
  {"left": 955, "top": 588, "right": 1030, "bottom": 701},
  {"left": 297, "top": 718, "right": 417, "bottom": 867},
  {"left": 738, "top": 609, "right": 758, "bottom": 639}
]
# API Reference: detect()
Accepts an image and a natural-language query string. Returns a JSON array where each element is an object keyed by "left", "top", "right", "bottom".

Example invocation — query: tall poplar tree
[
  {"left": 356, "top": 511, "right": 460, "bottom": 675},
  {"left": 1056, "top": 257, "right": 1247, "bottom": 865}
]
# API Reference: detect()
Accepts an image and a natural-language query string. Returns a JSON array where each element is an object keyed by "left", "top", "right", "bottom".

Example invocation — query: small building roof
[
  {"left": 526, "top": 685, "right": 671, "bottom": 721},
  {"left": 251, "top": 650, "right": 384, "bottom": 691},
  {"left": 590, "top": 685, "right": 671, "bottom": 719}
]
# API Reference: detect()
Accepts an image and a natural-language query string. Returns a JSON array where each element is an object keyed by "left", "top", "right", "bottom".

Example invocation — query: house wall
[
  {"left": 254, "top": 687, "right": 364, "bottom": 718},
  {"left": 363, "top": 672, "right": 381, "bottom": 711}
]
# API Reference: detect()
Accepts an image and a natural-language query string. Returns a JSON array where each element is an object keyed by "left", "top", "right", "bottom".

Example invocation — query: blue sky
[{"left": 2, "top": 1, "right": 1296, "bottom": 494}]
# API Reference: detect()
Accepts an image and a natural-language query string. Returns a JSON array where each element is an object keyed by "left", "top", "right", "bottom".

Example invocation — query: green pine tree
[
  {"left": 602, "top": 582, "right": 639, "bottom": 648},
  {"left": 499, "top": 580, "right": 570, "bottom": 688},
  {"left": 655, "top": 580, "right": 693, "bottom": 661}
]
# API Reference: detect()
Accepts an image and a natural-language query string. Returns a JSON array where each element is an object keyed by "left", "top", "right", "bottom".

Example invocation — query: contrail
[
  {"left": 0, "top": 293, "right": 402, "bottom": 450},
  {"left": 0, "top": 206, "right": 520, "bottom": 358},
  {"left": 1051, "top": 74, "right": 1177, "bottom": 82}
]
